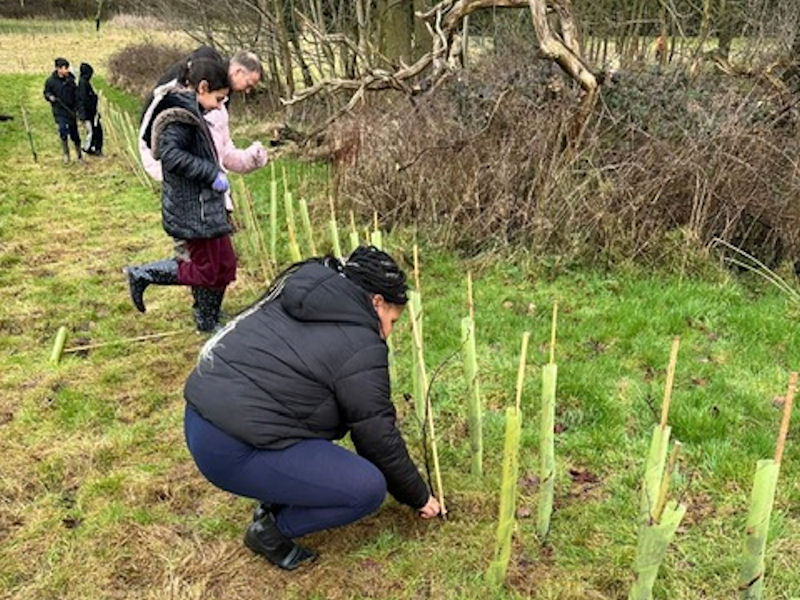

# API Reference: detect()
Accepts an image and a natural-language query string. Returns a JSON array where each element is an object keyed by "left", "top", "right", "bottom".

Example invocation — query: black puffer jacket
[
  {"left": 184, "top": 262, "right": 430, "bottom": 509},
  {"left": 145, "top": 91, "right": 230, "bottom": 240},
  {"left": 76, "top": 63, "right": 98, "bottom": 121},
  {"left": 43, "top": 70, "right": 77, "bottom": 120}
]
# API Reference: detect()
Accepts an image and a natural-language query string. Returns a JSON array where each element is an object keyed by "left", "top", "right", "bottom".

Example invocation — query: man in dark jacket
[
  {"left": 43, "top": 57, "right": 81, "bottom": 163},
  {"left": 76, "top": 62, "right": 103, "bottom": 156},
  {"left": 183, "top": 247, "right": 441, "bottom": 570}
]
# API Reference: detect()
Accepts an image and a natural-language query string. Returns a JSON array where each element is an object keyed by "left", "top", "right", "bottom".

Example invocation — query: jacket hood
[
  {"left": 142, "top": 88, "right": 202, "bottom": 150},
  {"left": 80, "top": 63, "right": 93, "bottom": 79},
  {"left": 156, "top": 90, "right": 201, "bottom": 116},
  {"left": 280, "top": 262, "right": 380, "bottom": 330}
]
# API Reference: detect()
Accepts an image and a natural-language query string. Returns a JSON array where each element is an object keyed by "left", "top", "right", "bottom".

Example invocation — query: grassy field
[{"left": 2, "top": 22, "right": 800, "bottom": 600}]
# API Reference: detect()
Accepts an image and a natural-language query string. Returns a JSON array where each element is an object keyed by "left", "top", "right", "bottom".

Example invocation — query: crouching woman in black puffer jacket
[{"left": 183, "top": 246, "right": 441, "bottom": 570}]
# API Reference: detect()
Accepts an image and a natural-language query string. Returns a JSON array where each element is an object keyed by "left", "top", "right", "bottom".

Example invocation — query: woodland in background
[{"left": 9, "top": 0, "right": 800, "bottom": 268}]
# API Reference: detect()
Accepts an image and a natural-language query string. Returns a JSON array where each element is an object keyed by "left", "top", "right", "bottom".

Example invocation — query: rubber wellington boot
[
  {"left": 244, "top": 513, "right": 317, "bottom": 570},
  {"left": 123, "top": 259, "right": 180, "bottom": 313},
  {"left": 61, "top": 138, "right": 70, "bottom": 164},
  {"left": 191, "top": 287, "right": 225, "bottom": 333},
  {"left": 74, "top": 143, "right": 83, "bottom": 162},
  {"left": 252, "top": 503, "right": 285, "bottom": 522}
]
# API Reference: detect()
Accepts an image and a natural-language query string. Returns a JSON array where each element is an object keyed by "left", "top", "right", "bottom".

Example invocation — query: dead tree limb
[{"left": 283, "top": 0, "right": 599, "bottom": 145}]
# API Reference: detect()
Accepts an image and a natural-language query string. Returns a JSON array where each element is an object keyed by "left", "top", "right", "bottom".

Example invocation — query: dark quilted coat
[
  {"left": 184, "top": 262, "right": 430, "bottom": 509},
  {"left": 145, "top": 91, "right": 230, "bottom": 240}
]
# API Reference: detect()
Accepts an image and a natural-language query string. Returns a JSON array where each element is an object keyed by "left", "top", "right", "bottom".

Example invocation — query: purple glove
[{"left": 212, "top": 172, "right": 229, "bottom": 193}]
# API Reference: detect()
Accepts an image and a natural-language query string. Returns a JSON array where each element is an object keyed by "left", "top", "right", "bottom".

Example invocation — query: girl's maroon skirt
[{"left": 177, "top": 234, "right": 237, "bottom": 291}]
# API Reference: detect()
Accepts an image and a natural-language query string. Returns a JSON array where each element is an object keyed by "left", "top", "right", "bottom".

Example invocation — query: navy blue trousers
[
  {"left": 55, "top": 116, "right": 80, "bottom": 144},
  {"left": 184, "top": 405, "right": 387, "bottom": 538}
]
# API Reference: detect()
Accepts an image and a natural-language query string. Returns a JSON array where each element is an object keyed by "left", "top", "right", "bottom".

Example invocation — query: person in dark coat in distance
[
  {"left": 43, "top": 57, "right": 81, "bottom": 163},
  {"left": 124, "top": 57, "right": 234, "bottom": 332},
  {"left": 76, "top": 62, "right": 103, "bottom": 156},
  {"left": 183, "top": 246, "right": 442, "bottom": 570}
]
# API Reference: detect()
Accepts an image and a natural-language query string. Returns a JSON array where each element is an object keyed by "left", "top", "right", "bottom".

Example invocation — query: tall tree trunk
[
  {"left": 528, "top": 0, "right": 598, "bottom": 143},
  {"left": 413, "top": 0, "right": 433, "bottom": 61},
  {"left": 273, "top": 0, "right": 296, "bottom": 97},
  {"left": 288, "top": 3, "right": 315, "bottom": 87},
  {"left": 380, "top": 0, "right": 413, "bottom": 66},
  {"left": 716, "top": 0, "right": 736, "bottom": 60}
]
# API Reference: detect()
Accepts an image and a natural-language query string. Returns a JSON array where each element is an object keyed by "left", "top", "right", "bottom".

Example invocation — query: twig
[
  {"left": 64, "top": 330, "right": 186, "bottom": 353},
  {"left": 396, "top": 89, "right": 511, "bottom": 172}
]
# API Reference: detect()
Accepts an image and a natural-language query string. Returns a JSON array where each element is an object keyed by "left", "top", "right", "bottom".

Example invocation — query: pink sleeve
[
  {"left": 205, "top": 106, "right": 267, "bottom": 174},
  {"left": 139, "top": 136, "right": 163, "bottom": 181}
]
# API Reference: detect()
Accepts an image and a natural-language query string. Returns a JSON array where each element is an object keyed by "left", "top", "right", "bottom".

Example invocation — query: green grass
[{"left": 2, "top": 61, "right": 800, "bottom": 600}]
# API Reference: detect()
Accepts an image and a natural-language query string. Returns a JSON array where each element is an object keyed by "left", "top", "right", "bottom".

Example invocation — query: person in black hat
[
  {"left": 43, "top": 57, "right": 81, "bottom": 163},
  {"left": 183, "top": 246, "right": 441, "bottom": 570}
]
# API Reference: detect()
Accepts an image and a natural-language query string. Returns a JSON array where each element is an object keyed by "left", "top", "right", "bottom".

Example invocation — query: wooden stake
[
  {"left": 549, "top": 301, "right": 558, "bottom": 366},
  {"left": 774, "top": 372, "right": 797, "bottom": 465},
  {"left": 408, "top": 299, "right": 446, "bottom": 517},
  {"left": 660, "top": 336, "right": 680, "bottom": 429},
  {"left": 515, "top": 332, "right": 531, "bottom": 413}
]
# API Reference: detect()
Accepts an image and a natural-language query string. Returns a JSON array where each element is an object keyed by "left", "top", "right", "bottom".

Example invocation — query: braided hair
[
  {"left": 198, "top": 247, "right": 407, "bottom": 366},
  {"left": 341, "top": 246, "right": 408, "bottom": 305}
]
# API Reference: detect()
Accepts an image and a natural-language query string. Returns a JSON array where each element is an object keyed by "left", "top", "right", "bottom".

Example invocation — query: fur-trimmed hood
[{"left": 149, "top": 91, "right": 217, "bottom": 164}]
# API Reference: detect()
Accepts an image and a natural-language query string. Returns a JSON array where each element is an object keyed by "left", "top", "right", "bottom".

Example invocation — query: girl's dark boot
[
  {"left": 244, "top": 513, "right": 317, "bottom": 570},
  {"left": 123, "top": 259, "right": 180, "bottom": 313},
  {"left": 61, "top": 138, "right": 70, "bottom": 164},
  {"left": 191, "top": 287, "right": 225, "bottom": 333}
]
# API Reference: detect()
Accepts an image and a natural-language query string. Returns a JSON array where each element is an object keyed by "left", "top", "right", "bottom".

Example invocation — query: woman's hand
[{"left": 418, "top": 495, "right": 441, "bottom": 519}]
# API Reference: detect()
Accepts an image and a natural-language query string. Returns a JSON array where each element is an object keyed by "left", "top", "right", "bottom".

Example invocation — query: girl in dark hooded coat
[
  {"left": 124, "top": 57, "right": 235, "bottom": 332},
  {"left": 76, "top": 62, "right": 103, "bottom": 155}
]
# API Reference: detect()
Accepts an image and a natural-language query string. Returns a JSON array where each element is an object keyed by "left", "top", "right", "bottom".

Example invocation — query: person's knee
[{"left": 357, "top": 468, "right": 387, "bottom": 514}]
